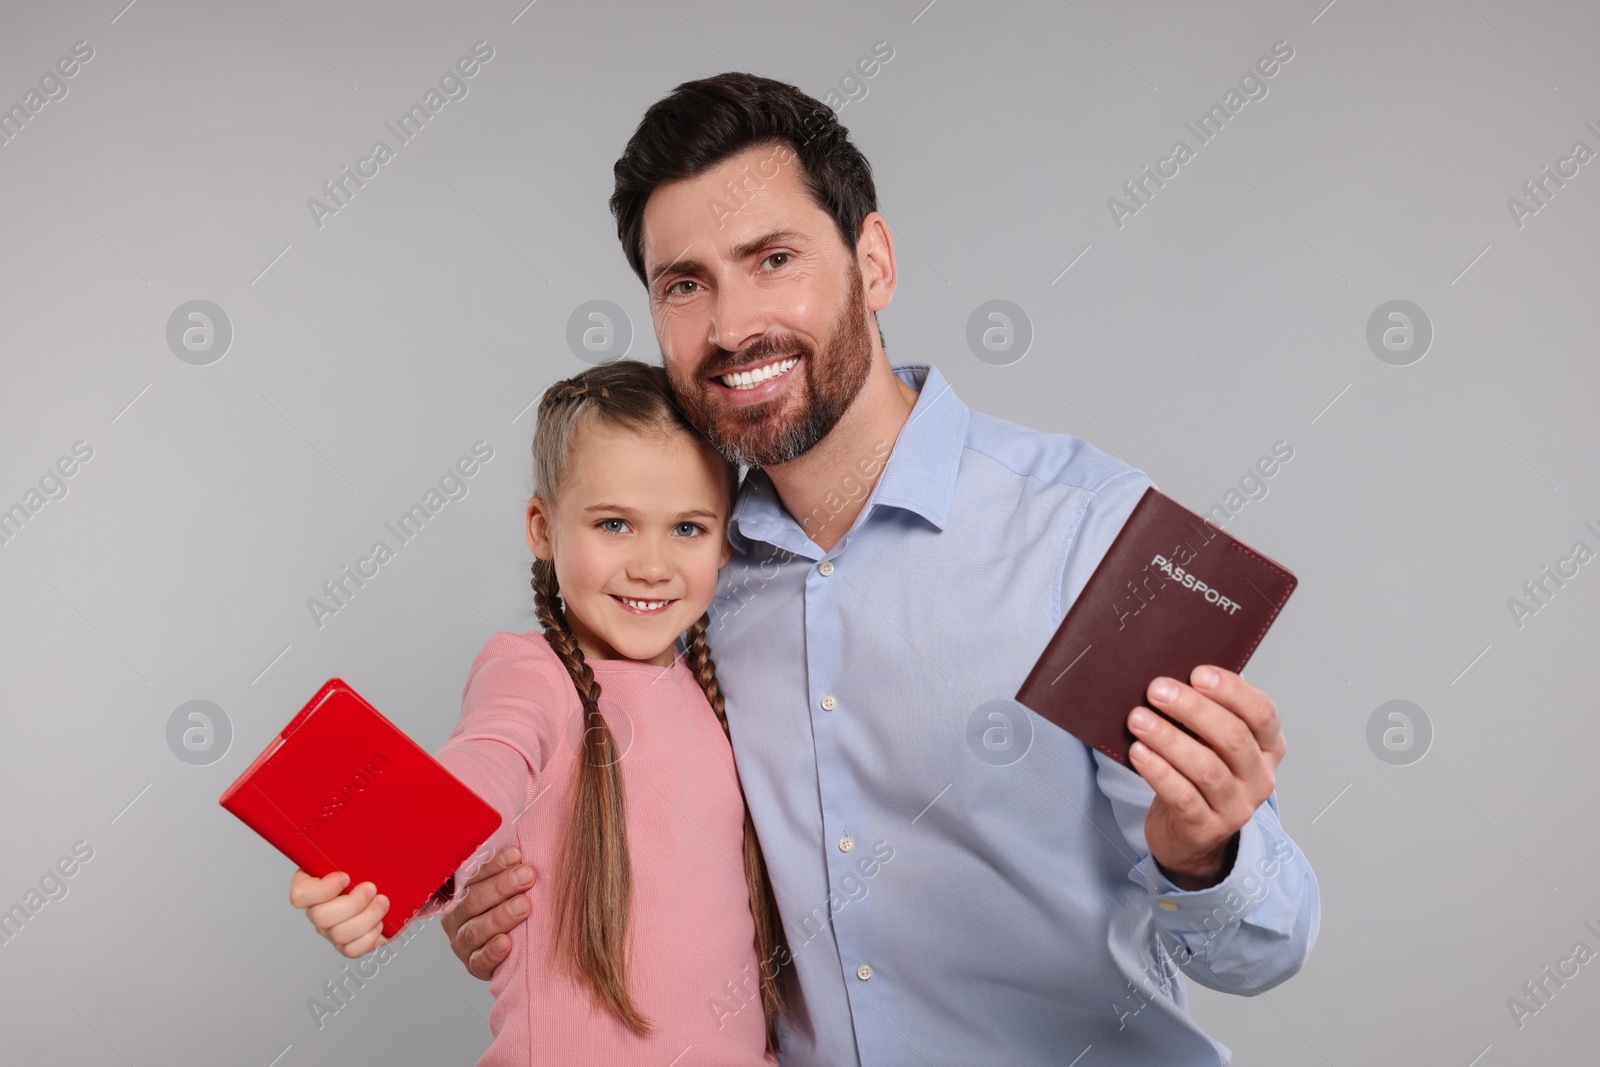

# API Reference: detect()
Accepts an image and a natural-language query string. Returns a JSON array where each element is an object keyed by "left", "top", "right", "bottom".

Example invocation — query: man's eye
[
  {"left": 599, "top": 518, "right": 628, "bottom": 534},
  {"left": 762, "top": 252, "right": 790, "bottom": 270},
  {"left": 666, "top": 279, "right": 699, "bottom": 296},
  {"left": 674, "top": 522, "right": 706, "bottom": 538}
]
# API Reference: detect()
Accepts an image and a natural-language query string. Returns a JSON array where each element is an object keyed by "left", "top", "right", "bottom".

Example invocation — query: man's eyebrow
[
  {"left": 647, "top": 242, "right": 696, "bottom": 289},
  {"left": 646, "top": 229, "right": 808, "bottom": 288},
  {"left": 731, "top": 229, "right": 806, "bottom": 262}
]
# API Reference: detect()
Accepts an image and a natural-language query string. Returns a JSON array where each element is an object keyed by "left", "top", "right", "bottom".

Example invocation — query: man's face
[{"left": 640, "top": 142, "right": 875, "bottom": 468}]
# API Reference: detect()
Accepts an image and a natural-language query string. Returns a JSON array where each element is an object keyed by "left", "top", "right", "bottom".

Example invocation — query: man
[{"left": 446, "top": 72, "right": 1318, "bottom": 1065}]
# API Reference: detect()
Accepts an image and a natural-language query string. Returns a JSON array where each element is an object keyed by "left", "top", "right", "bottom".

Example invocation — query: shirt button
[
  {"left": 1158, "top": 900, "right": 1179, "bottom": 912},
  {"left": 821, "top": 695, "right": 837, "bottom": 712},
  {"left": 838, "top": 836, "right": 855, "bottom": 853},
  {"left": 818, "top": 561, "right": 835, "bottom": 576},
  {"left": 856, "top": 963, "right": 873, "bottom": 981}
]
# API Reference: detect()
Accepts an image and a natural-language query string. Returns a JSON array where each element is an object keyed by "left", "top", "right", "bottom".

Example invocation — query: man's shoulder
[
  {"left": 957, "top": 406, "right": 1155, "bottom": 617},
  {"left": 960, "top": 404, "right": 1150, "bottom": 499}
]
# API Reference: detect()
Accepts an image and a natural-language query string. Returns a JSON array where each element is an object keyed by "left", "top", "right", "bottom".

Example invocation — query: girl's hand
[{"left": 288, "top": 868, "right": 391, "bottom": 958}]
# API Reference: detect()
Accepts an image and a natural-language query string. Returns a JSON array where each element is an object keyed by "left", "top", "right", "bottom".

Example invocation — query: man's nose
[{"left": 709, "top": 275, "right": 772, "bottom": 356}]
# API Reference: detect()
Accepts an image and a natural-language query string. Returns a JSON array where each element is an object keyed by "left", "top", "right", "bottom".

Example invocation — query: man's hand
[
  {"left": 1126, "top": 664, "right": 1286, "bottom": 891},
  {"left": 442, "top": 846, "right": 536, "bottom": 980}
]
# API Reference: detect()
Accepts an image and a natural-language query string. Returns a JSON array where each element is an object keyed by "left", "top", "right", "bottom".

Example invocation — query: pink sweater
[{"left": 421, "top": 631, "right": 774, "bottom": 1066}]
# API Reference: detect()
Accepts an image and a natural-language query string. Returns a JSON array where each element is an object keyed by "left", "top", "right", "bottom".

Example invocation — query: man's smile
[{"left": 709, "top": 355, "right": 800, "bottom": 405}]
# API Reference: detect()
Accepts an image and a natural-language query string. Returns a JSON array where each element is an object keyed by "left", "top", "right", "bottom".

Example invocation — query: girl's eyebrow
[{"left": 581, "top": 503, "right": 721, "bottom": 522}]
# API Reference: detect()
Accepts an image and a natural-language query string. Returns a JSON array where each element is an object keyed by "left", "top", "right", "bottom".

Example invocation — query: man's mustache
[{"left": 698, "top": 336, "right": 810, "bottom": 379}]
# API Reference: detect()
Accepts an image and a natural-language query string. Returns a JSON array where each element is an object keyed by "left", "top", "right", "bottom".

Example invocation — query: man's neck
[{"left": 765, "top": 356, "right": 920, "bottom": 553}]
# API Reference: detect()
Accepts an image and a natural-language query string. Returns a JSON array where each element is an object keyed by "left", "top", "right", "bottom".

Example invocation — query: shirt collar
[{"left": 729, "top": 362, "right": 969, "bottom": 554}]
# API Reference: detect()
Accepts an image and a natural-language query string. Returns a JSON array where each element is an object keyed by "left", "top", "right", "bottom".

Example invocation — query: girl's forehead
[
  {"left": 561, "top": 420, "right": 730, "bottom": 509},
  {"left": 566, "top": 418, "right": 685, "bottom": 464}
]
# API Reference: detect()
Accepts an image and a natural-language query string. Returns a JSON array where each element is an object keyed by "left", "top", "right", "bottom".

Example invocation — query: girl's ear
[
  {"left": 526, "top": 497, "right": 555, "bottom": 560},
  {"left": 718, "top": 528, "right": 733, "bottom": 570}
]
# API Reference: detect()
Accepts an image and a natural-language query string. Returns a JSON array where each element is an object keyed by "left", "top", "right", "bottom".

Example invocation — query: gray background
[{"left": 1, "top": 0, "right": 1595, "bottom": 1064}]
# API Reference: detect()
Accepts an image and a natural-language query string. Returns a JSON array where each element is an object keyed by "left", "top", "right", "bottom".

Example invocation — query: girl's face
[{"left": 526, "top": 420, "right": 733, "bottom": 667}]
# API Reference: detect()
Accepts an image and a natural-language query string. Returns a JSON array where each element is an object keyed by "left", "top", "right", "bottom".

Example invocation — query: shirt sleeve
[
  {"left": 1062, "top": 465, "right": 1320, "bottom": 994},
  {"left": 1093, "top": 754, "right": 1321, "bottom": 994},
  {"left": 414, "top": 632, "right": 569, "bottom": 921}
]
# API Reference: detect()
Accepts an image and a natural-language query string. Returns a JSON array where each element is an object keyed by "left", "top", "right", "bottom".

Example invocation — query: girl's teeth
[
  {"left": 622, "top": 598, "right": 668, "bottom": 610},
  {"left": 721, "top": 357, "right": 796, "bottom": 390}
]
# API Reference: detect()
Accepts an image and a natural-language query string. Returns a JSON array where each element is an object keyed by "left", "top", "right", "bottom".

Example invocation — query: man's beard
[{"left": 668, "top": 265, "right": 874, "bottom": 469}]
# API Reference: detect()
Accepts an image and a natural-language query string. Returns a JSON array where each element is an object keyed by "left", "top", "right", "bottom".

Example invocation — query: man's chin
[
  {"left": 702, "top": 408, "right": 808, "bottom": 467},
  {"left": 692, "top": 390, "right": 780, "bottom": 441}
]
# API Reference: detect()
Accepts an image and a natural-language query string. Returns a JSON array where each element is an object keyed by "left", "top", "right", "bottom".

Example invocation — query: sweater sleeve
[{"left": 415, "top": 632, "right": 570, "bottom": 920}]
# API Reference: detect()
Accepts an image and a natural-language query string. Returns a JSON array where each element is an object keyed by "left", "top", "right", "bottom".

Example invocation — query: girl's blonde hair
[{"left": 529, "top": 359, "right": 789, "bottom": 1050}]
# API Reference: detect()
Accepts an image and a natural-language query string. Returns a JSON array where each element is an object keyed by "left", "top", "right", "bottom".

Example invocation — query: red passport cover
[
  {"left": 1015, "top": 487, "right": 1297, "bottom": 767},
  {"left": 219, "top": 678, "right": 500, "bottom": 938}
]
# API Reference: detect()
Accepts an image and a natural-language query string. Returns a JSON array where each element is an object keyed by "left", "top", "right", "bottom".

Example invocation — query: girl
[{"left": 289, "top": 360, "right": 788, "bottom": 1064}]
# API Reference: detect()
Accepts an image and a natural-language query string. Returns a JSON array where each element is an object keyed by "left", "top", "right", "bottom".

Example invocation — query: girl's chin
[{"left": 594, "top": 625, "right": 682, "bottom": 665}]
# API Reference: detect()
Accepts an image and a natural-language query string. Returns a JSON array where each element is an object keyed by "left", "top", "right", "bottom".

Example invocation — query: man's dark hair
[{"left": 609, "top": 72, "right": 879, "bottom": 288}]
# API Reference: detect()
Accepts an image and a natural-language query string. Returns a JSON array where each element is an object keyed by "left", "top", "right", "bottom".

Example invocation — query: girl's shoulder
[
  {"left": 457, "top": 630, "right": 578, "bottom": 728},
  {"left": 465, "top": 628, "right": 564, "bottom": 677}
]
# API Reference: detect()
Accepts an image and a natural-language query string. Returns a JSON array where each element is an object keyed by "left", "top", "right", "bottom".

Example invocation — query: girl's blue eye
[
  {"left": 674, "top": 522, "right": 705, "bottom": 538},
  {"left": 599, "top": 518, "right": 628, "bottom": 534}
]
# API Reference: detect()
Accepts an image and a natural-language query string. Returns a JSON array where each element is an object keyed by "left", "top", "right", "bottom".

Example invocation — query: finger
[
  {"left": 1128, "top": 703, "right": 1239, "bottom": 814},
  {"left": 307, "top": 881, "right": 377, "bottom": 935},
  {"left": 452, "top": 871, "right": 534, "bottom": 970},
  {"left": 289, "top": 869, "right": 351, "bottom": 908},
  {"left": 1189, "top": 665, "right": 1284, "bottom": 762},
  {"left": 327, "top": 890, "right": 390, "bottom": 954},
  {"left": 467, "top": 930, "right": 515, "bottom": 981},
  {"left": 450, "top": 862, "right": 534, "bottom": 940},
  {"left": 1145, "top": 676, "right": 1264, "bottom": 782},
  {"left": 463, "top": 846, "right": 522, "bottom": 887},
  {"left": 1129, "top": 738, "right": 1216, "bottom": 829},
  {"left": 442, "top": 846, "right": 525, "bottom": 940},
  {"left": 342, "top": 924, "right": 392, "bottom": 959}
]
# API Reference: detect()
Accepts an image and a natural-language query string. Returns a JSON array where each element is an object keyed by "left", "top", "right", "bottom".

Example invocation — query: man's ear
[
  {"left": 855, "top": 210, "right": 897, "bottom": 315},
  {"left": 526, "top": 497, "right": 555, "bottom": 559}
]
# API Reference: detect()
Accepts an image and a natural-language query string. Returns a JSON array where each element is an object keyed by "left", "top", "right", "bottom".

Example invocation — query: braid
[
  {"left": 531, "top": 557, "right": 650, "bottom": 1034},
  {"left": 685, "top": 614, "right": 792, "bottom": 1052},
  {"left": 531, "top": 559, "right": 605, "bottom": 709},
  {"left": 545, "top": 378, "right": 612, "bottom": 406}
]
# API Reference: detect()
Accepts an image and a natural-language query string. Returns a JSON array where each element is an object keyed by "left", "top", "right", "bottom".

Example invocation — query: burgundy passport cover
[
  {"left": 1015, "top": 487, "right": 1297, "bottom": 767},
  {"left": 219, "top": 679, "right": 500, "bottom": 938}
]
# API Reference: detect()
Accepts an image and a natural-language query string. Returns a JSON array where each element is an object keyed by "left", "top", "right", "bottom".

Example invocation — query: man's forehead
[{"left": 641, "top": 146, "right": 824, "bottom": 277}]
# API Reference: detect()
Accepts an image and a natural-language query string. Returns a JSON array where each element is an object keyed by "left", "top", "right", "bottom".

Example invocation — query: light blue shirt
[{"left": 709, "top": 363, "right": 1319, "bottom": 1066}]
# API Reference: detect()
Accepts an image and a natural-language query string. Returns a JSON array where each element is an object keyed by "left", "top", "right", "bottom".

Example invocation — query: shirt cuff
[{"left": 1137, "top": 815, "right": 1270, "bottom": 935}]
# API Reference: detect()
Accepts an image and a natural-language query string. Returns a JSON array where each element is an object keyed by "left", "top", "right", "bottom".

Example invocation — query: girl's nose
[{"left": 627, "top": 539, "right": 673, "bottom": 583}]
